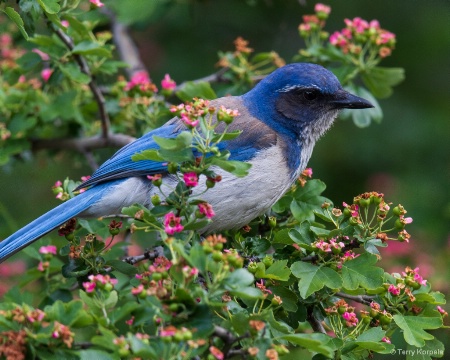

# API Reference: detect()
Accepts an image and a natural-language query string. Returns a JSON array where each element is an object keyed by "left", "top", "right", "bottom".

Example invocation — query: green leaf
[
  {"left": 78, "top": 350, "right": 119, "bottom": 360},
  {"left": 37, "top": 0, "right": 60, "bottom": 14},
  {"left": 17, "top": 52, "right": 42, "bottom": 71},
  {"left": 45, "top": 300, "right": 85, "bottom": 326},
  {"left": 280, "top": 333, "right": 335, "bottom": 358},
  {"left": 223, "top": 269, "right": 255, "bottom": 290},
  {"left": 106, "top": 259, "right": 138, "bottom": 276},
  {"left": 59, "top": 63, "right": 91, "bottom": 84},
  {"left": 291, "top": 261, "right": 342, "bottom": 298},
  {"left": 72, "top": 41, "right": 112, "bottom": 58},
  {"left": 353, "top": 327, "right": 394, "bottom": 354},
  {"left": 264, "top": 260, "right": 291, "bottom": 281},
  {"left": 2, "top": 7, "right": 29, "bottom": 40},
  {"left": 406, "top": 339, "right": 445, "bottom": 360},
  {"left": 393, "top": 314, "right": 442, "bottom": 347},
  {"left": 414, "top": 291, "right": 446, "bottom": 305},
  {"left": 209, "top": 157, "right": 251, "bottom": 177},
  {"left": 132, "top": 149, "right": 164, "bottom": 162},
  {"left": 290, "top": 180, "right": 328, "bottom": 222},
  {"left": 341, "top": 86, "right": 383, "bottom": 127},
  {"left": 341, "top": 252, "right": 384, "bottom": 290},
  {"left": 361, "top": 67, "right": 405, "bottom": 98},
  {"left": 289, "top": 223, "right": 314, "bottom": 250},
  {"left": 176, "top": 81, "right": 217, "bottom": 101}
]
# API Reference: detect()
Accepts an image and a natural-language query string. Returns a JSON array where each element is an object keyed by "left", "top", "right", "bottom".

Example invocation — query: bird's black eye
[{"left": 303, "top": 90, "right": 318, "bottom": 101}]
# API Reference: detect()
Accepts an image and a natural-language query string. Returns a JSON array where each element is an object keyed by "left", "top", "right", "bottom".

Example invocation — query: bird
[{"left": 0, "top": 63, "right": 373, "bottom": 263}]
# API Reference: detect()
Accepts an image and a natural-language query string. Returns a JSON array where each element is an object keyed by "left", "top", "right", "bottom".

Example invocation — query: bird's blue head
[{"left": 242, "top": 63, "right": 373, "bottom": 141}]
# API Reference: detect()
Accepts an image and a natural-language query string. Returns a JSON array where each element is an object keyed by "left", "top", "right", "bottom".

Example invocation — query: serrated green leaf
[
  {"left": 341, "top": 252, "right": 384, "bottom": 290},
  {"left": 406, "top": 339, "right": 445, "bottom": 360},
  {"left": 393, "top": 314, "right": 442, "bottom": 347},
  {"left": 280, "top": 333, "right": 335, "bottom": 358},
  {"left": 291, "top": 261, "right": 342, "bottom": 298},
  {"left": 176, "top": 81, "right": 217, "bottom": 101},
  {"left": 264, "top": 260, "right": 291, "bottom": 281},
  {"left": 361, "top": 67, "right": 405, "bottom": 98},
  {"left": 2, "top": 7, "right": 29, "bottom": 40}
]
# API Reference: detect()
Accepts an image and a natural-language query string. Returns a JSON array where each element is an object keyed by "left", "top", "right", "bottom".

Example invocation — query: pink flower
[
  {"left": 125, "top": 316, "right": 135, "bottom": 326},
  {"left": 160, "top": 327, "right": 177, "bottom": 337},
  {"left": 0, "top": 34, "right": 12, "bottom": 47},
  {"left": 131, "top": 284, "right": 144, "bottom": 296},
  {"left": 164, "top": 212, "right": 184, "bottom": 235},
  {"left": 61, "top": 20, "right": 69, "bottom": 28},
  {"left": 180, "top": 113, "right": 199, "bottom": 127},
  {"left": 381, "top": 337, "right": 391, "bottom": 344},
  {"left": 209, "top": 346, "right": 224, "bottom": 360},
  {"left": 198, "top": 202, "right": 215, "bottom": 219},
  {"left": 437, "top": 306, "right": 448, "bottom": 316},
  {"left": 124, "top": 70, "right": 152, "bottom": 91},
  {"left": 161, "top": 74, "right": 176, "bottom": 90},
  {"left": 83, "top": 281, "right": 96, "bottom": 293},
  {"left": 303, "top": 168, "right": 313, "bottom": 177},
  {"left": 182, "top": 266, "right": 199, "bottom": 278},
  {"left": 89, "top": 0, "right": 104, "bottom": 7},
  {"left": 37, "top": 261, "right": 49, "bottom": 272},
  {"left": 32, "top": 49, "right": 49, "bottom": 61},
  {"left": 39, "top": 245, "right": 57, "bottom": 255},
  {"left": 183, "top": 172, "right": 198, "bottom": 187},
  {"left": 314, "top": 3, "right": 331, "bottom": 15},
  {"left": 41, "top": 69, "right": 53, "bottom": 82},
  {"left": 342, "top": 312, "right": 358, "bottom": 327},
  {"left": 388, "top": 284, "right": 400, "bottom": 296}
]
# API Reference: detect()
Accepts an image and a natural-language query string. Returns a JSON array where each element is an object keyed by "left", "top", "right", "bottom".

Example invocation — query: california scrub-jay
[{"left": 0, "top": 63, "right": 373, "bottom": 263}]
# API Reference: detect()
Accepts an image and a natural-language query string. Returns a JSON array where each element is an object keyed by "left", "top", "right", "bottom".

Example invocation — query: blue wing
[{"left": 79, "top": 122, "right": 181, "bottom": 188}]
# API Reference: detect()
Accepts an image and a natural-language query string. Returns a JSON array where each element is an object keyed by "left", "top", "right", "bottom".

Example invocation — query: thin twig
[
  {"left": 335, "top": 292, "right": 375, "bottom": 306},
  {"left": 122, "top": 246, "right": 165, "bottom": 265},
  {"left": 52, "top": 27, "right": 111, "bottom": 138},
  {"left": 174, "top": 67, "right": 230, "bottom": 92}
]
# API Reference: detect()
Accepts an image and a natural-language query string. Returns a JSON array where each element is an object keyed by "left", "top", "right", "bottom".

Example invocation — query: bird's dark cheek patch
[{"left": 276, "top": 94, "right": 307, "bottom": 122}]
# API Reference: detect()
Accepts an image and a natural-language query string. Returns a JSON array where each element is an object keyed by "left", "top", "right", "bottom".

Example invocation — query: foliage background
[{"left": 0, "top": 0, "right": 448, "bottom": 355}]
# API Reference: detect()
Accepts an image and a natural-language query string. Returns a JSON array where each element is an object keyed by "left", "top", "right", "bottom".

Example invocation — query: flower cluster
[
  {"left": 123, "top": 70, "right": 158, "bottom": 93},
  {"left": 82, "top": 274, "right": 118, "bottom": 293},
  {"left": 330, "top": 16, "right": 396, "bottom": 60},
  {"left": 170, "top": 98, "right": 214, "bottom": 128},
  {"left": 314, "top": 238, "right": 345, "bottom": 254},
  {"left": 298, "top": 167, "right": 313, "bottom": 187},
  {"left": 161, "top": 73, "right": 176, "bottom": 91},
  {"left": 132, "top": 257, "right": 174, "bottom": 300},
  {"left": 298, "top": 3, "right": 331, "bottom": 39}
]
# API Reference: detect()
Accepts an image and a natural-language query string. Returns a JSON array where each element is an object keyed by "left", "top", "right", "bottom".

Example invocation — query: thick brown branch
[
  {"left": 32, "top": 134, "right": 135, "bottom": 153},
  {"left": 53, "top": 27, "right": 111, "bottom": 138}
]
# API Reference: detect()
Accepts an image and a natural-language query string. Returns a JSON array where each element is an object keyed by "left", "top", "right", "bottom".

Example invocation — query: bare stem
[
  {"left": 122, "top": 246, "right": 165, "bottom": 265},
  {"left": 335, "top": 292, "right": 375, "bottom": 306}
]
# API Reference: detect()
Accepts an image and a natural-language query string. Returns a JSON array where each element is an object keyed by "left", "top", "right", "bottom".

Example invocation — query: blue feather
[{"left": 0, "top": 181, "right": 119, "bottom": 261}]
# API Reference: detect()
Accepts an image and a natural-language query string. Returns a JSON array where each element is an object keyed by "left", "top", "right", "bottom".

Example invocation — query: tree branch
[
  {"left": 335, "top": 292, "right": 375, "bottom": 306},
  {"left": 52, "top": 27, "right": 111, "bottom": 139},
  {"left": 174, "top": 67, "right": 230, "bottom": 92},
  {"left": 32, "top": 133, "right": 135, "bottom": 153},
  {"left": 122, "top": 246, "right": 165, "bottom": 265},
  {"left": 103, "top": 8, "right": 147, "bottom": 78},
  {"left": 306, "top": 305, "right": 326, "bottom": 334}
]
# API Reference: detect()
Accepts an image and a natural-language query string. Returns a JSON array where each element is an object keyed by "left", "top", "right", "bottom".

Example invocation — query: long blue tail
[{"left": 0, "top": 183, "right": 111, "bottom": 263}]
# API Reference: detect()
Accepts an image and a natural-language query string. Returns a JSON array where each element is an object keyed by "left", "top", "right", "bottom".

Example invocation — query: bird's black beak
[{"left": 332, "top": 89, "right": 374, "bottom": 109}]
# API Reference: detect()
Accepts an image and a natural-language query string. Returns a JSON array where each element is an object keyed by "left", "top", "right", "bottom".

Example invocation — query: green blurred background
[{"left": 1, "top": 0, "right": 449, "bottom": 286}]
